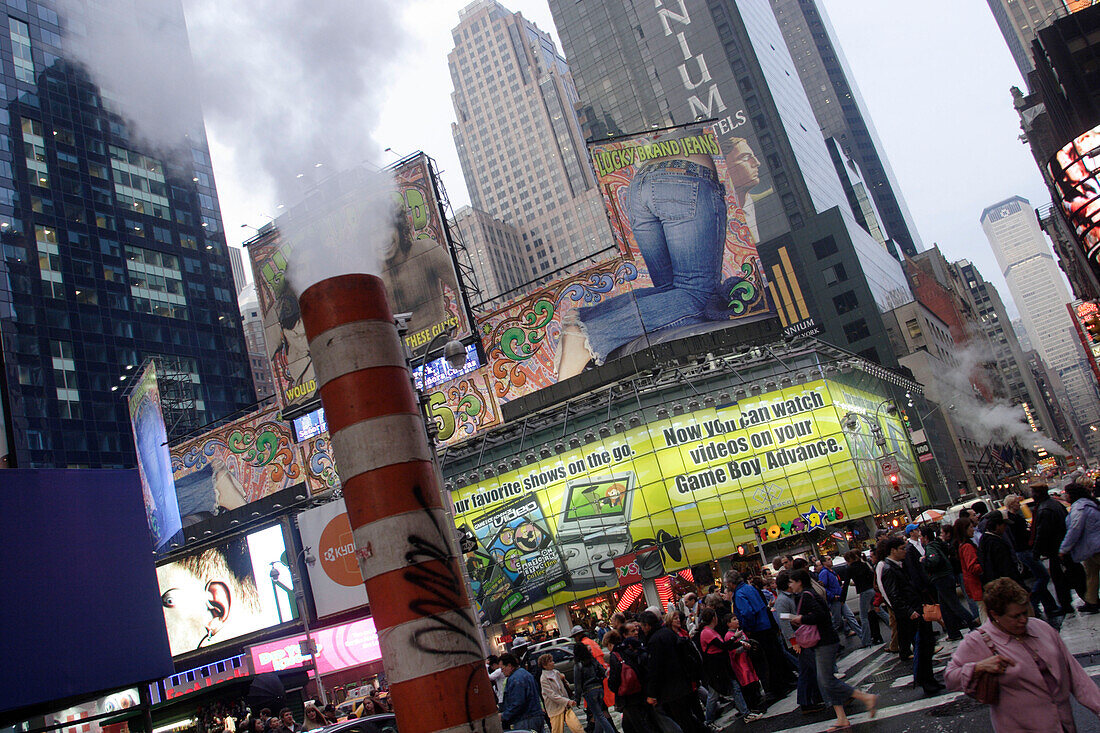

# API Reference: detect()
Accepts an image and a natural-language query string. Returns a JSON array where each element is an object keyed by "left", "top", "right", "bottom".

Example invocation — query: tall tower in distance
[
  {"left": 0, "top": 0, "right": 253, "bottom": 467},
  {"left": 448, "top": 0, "right": 613, "bottom": 290},
  {"left": 985, "top": 0, "right": 1075, "bottom": 78},
  {"left": 769, "top": 0, "right": 923, "bottom": 257},
  {"left": 981, "top": 195, "right": 1100, "bottom": 459}
]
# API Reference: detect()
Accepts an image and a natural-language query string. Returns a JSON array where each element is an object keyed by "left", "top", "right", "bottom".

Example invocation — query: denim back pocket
[{"left": 650, "top": 179, "right": 699, "bottom": 222}]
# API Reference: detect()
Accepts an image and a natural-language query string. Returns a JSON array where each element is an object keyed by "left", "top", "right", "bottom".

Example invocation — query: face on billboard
[
  {"left": 128, "top": 362, "right": 182, "bottom": 550},
  {"left": 156, "top": 525, "right": 293, "bottom": 656},
  {"left": 1048, "top": 124, "right": 1100, "bottom": 270},
  {"left": 247, "top": 155, "right": 470, "bottom": 410},
  {"left": 450, "top": 379, "right": 922, "bottom": 623}
]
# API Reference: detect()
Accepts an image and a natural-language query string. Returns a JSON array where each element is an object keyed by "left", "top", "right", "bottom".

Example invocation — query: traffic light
[{"left": 888, "top": 473, "right": 900, "bottom": 488}]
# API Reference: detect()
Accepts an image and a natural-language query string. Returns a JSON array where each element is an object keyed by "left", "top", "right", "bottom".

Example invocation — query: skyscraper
[
  {"left": 769, "top": 0, "right": 923, "bottom": 257},
  {"left": 981, "top": 195, "right": 1100, "bottom": 457},
  {"left": 453, "top": 205, "right": 527, "bottom": 305},
  {"left": 448, "top": 0, "right": 613, "bottom": 285},
  {"left": 986, "top": 0, "right": 1075, "bottom": 78},
  {"left": 0, "top": 0, "right": 253, "bottom": 467},
  {"left": 547, "top": 0, "right": 913, "bottom": 368}
]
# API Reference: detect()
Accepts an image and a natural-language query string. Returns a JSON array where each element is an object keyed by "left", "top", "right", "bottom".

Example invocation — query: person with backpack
[
  {"left": 639, "top": 610, "right": 706, "bottom": 733},
  {"left": 574, "top": 641, "right": 616, "bottom": 733},
  {"left": 922, "top": 524, "right": 977, "bottom": 641},
  {"left": 697, "top": 607, "right": 754, "bottom": 724},
  {"left": 604, "top": 630, "right": 655, "bottom": 733}
]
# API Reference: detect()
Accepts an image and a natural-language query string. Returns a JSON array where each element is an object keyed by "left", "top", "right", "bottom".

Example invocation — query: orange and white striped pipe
[{"left": 299, "top": 274, "right": 500, "bottom": 733}]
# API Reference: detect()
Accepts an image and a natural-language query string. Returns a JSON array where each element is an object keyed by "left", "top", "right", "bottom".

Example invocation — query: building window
[
  {"left": 905, "top": 318, "right": 921, "bottom": 339},
  {"left": 51, "top": 340, "right": 80, "bottom": 419},
  {"left": 9, "top": 18, "right": 34, "bottom": 83},
  {"left": 36, "top": 225, "right": 63, "bottom": 298},
  {"left": 125, "top": 245, "right": 187, "bottom": 318},
  {"left": 832, "top": 290, "right": 858, "bottom": 315},
  {"left": 21, "top": 117, "right": 48, "bottom": 187},
  {"left": 822, "top": 262, "right": 847, "bottom": 285},
  {"left": 843, "top": 319, "right": 870, "bottom": 344},
  {"left": 109, "top": 145, "right": 171, "bottom": 219},
  {"left": 812, "top": 235, "right": 838, "bottom": 259}
]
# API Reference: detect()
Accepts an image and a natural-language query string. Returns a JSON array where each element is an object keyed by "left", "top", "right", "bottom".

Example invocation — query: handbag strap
[{"left": 977, "top": 628, "right": 999, "bottom": 656}]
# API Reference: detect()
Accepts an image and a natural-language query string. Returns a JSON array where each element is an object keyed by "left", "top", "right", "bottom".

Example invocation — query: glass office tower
[{"left": 0, "top": 0, "right": 252, "bottom": 467}]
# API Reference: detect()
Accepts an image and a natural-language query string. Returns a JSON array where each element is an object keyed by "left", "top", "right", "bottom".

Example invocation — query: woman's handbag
[
  {"left": 966, "top": 629, "right": 1001, "bottom": 705},
  {"left": 793, "top": 593, "right": 821, "bottom": 648},
  {"left": 922, "top": 603, "right": 943, "bottom": 623}
]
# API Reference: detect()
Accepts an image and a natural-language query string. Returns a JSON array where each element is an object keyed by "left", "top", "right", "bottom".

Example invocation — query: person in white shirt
[{"left": 487, "top": 655, "right": 505, "bottom": 704}]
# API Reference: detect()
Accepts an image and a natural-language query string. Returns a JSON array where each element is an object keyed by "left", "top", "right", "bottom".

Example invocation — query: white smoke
[
  {"left": 933, "top": 344, "right": 1068, "bottom": 457},
  {"left": 55, "top": 0, "right": 406, "bottom": 216}
]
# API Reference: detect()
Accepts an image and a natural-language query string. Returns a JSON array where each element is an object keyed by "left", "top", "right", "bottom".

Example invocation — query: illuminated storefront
[{"left": 446, "top": 365, "right": 926, "bottom": 626}]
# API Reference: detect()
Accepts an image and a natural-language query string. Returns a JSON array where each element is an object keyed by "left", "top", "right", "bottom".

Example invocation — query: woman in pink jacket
[{"left": 945, "top": 578, "right": 1100, "bottom": 732}]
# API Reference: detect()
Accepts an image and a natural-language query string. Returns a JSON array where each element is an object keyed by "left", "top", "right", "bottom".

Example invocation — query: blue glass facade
[{"left": 0, "top": 0, "right": 252, "bottom": 467}]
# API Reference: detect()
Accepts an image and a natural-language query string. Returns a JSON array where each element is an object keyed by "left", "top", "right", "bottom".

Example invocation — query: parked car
[{"left": 521, "top": 639, "right": 575, "bottom": 680}]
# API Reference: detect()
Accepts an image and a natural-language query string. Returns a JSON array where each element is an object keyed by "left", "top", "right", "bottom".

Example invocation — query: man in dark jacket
[
  {"left": 880, "top": 536, "right": 943, "bottom": 695},
  {"left": 903, "top": 523, "right": 932, "bottom": 595},
  {"left": 1005, "top": 493, "right": 1062, "bottom": 623},
  {"left": 639, "top": 611, "right": 705, "bottom": 733},
  {"left": 978, "top": 512, "right": 1023, "bottom": 586},
  {"left": 1032, "top": 484, "right": 1086, "bottom": 613},
  {"left": 498, "top": 652, "right": 544, "bottom": 731},
  {"left": 922, "top": 525, "right": 976, "bottom": 640}
]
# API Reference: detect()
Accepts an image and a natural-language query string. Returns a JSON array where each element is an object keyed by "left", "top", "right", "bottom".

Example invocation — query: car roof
[{"left": 318, "top": 714, "right": 395, "bottom": 733}]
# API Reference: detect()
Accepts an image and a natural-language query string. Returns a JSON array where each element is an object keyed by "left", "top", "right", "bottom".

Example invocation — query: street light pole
[{"left": 271, "top": 544, "right": 328, "bottom": 707}]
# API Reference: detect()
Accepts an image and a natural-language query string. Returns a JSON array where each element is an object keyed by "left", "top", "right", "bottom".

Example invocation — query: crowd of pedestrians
[{"left": 491, "top": 480, "right": 1100, "bottom": 733}]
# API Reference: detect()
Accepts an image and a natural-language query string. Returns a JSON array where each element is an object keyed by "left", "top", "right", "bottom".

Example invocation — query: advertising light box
[
  {"left": 128, "top": 361, "right": 182, "bottom": 550},
  {"left": 1048, "top": 124, "right": 1100, "bottom": 281},
  {"left": 248, "top": 618, "right": 381, "bottom": 675},
  {"left": 296, "top": 498, "right": 369, "bottom": 617},
  {"left": 156, "top": 524, "right": 296, "bottom": 657},
  {"left": 452, "top": 379, "right": 920, "bottom": 623}
]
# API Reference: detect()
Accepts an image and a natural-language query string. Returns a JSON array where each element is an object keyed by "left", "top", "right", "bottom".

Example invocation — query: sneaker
[
  {"left": 1077, "top": 603, "right": 1100, "bottom": 614},
  {"left": 744, "top": 712, "right": 764, "bottom": 722}
]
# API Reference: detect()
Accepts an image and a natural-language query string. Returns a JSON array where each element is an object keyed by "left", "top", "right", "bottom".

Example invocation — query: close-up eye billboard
[
  {"left": 477, "top": 123, "right": 775, "bottom": 406},
  {"left": 247, "top": 154, "right": 470, "bottom": 411},
  {"left": 1048, "top": 124, "right": 1100, "bottom": 279},
  {"left": 155, "top": 524, "right": 295, "bottom": 657},
  {"left": 128, "top": 361, "right": 182, "bottom": 550},
  {"left": 452, "top": 379, "right": 921, "bottom": 624}
]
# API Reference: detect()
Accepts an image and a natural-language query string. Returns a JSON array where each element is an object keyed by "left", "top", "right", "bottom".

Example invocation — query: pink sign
[{"left": 248, "top": 618, "right": 381, "bottom": 675}]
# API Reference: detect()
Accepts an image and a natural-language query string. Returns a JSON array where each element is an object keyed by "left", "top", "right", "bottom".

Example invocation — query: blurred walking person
[
  {"left": 922, "top": 525, "right": 977, "bottom": 640},
  {"left": 946, "top": 578, "right": 1100, "bottom": 732},
  {"left": 541, "top": 653, "right": 584, "bottom": 733},
  {"left": 881, "top": 536, "right": 943, "bottom": 695},
  {"left": 954, "top": 516, "right": 987, "bottom": 622},
  {"left": 788, "top": 569, "right": 877, "bottom": 731},
  {"left": 639, "top": 610, "right": 706, "bottom": 733},
  {"left": 1059, "top": 482, "right": 1100, "bottom": 614},
  {"left": 775, "top": 570, "right": 825, "bottom": 714},
  {"left": 1005, "top": 494, "right": 1063, "bottom": 624},
  {"left": 574, "top": 642, "right": 616, "bottom": 733},
  {"left": 1033, "top": 483, "right": 1086, "bottom": 615}
]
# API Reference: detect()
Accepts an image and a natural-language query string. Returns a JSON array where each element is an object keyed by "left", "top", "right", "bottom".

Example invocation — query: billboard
[
  {"left": 247, "top": 154, "right": 470, "bottom": 411},
  {"left": 155, "top": 524, "right": 296, "bottom": 657},
  {"left": 171, "top": 405, "right": 325, "bottom": 525},
  {"left": 1048, "top": 124, "right": 1100, "bottom": 280},
  {"left": 451, "top": 379, "right": 922, "bottom": 623},
  {"left": 127, "top": 362, "right": 182, "bottom": 550},
  {"left": 247, "top": 618, "right": 382, "bottom": 675},
  {"left": 477, "top": 123, "right": 773, "bottom": 405},
  {"left": 296, "top": 498, "right": 369, "bottom": 617},
  {"left": 0, "top": 469, "right": 173, "bottom": 714}
]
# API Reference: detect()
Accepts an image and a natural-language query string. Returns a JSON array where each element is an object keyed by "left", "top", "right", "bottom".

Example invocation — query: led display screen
[
  {"left": 156, "top": 524, "right": 296, "bottom": 657},
  {"left": 1048, "top": 125, "right": 1100, "bottom": 276},
  {"left": 247, "top": 618, "right": 381, "bottom": 675}
]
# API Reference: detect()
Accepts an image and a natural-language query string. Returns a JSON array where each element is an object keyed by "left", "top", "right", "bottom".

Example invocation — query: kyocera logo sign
[{"left": 318, "top": 513, "right": 362, "bottom": 587}]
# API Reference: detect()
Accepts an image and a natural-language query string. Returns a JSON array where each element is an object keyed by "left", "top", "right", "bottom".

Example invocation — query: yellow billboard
[{"left": 452, "top": 379, "right": 919, "bottom": 623}]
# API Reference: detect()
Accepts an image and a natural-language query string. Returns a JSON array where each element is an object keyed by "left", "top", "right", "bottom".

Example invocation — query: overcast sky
[{"left": 208, "top": 0, "right": 1051, "bottom": 319}]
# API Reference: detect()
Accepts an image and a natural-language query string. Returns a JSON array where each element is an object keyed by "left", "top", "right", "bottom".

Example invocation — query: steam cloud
[
  {"left": 55, "top": 0, "right": 407, "bottom": 268},
  {"left": 933, "top": 345, "right": 1068, "bottom": 457}
]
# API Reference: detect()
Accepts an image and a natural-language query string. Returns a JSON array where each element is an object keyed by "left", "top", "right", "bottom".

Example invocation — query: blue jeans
[
  {"left": 813, "top": 642, "right": 853, "bottom": 706},
  {"left": 582, "top": 687, "right": 615, "bottom": 733},
  {"left": 1018, "top": 549, "right": 1062, "bottom": 618},
  {"left": 705, "top": 678, "right": 748, "bottom": 721},
  {"left": 829, "top": 599, "right": 861, "bottom": 638},
  {"left": 577, "top": 161, "right": 726, "bottom": 362},
  {"left": 796, "top": 646, "right": 822, "bottom": 707},
  {"left": 858, "top": 588, "right": 887, "bottom": 647}
]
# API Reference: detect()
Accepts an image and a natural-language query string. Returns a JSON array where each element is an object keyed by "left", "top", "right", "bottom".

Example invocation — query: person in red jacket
[{"left": 953, "top": 516, "right": 986, "bottom": 622}]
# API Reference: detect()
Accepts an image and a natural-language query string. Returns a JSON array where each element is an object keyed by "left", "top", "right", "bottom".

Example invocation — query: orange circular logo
[{"left": 318, "top": 514, "right": 362, "bottom": 587}]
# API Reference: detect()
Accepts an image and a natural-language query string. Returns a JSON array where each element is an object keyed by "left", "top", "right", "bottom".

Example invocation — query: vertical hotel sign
[{"left": 127, "top": 362, "right": 182, "bottom": 550}]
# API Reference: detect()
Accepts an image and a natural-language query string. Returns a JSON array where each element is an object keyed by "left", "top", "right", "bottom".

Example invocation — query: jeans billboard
[
  {"left": 128, "top": 361, "right": 182, "bottom": 550},
  {"left": 477, "top": 124, "right": 775, "bottom": 405}
]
